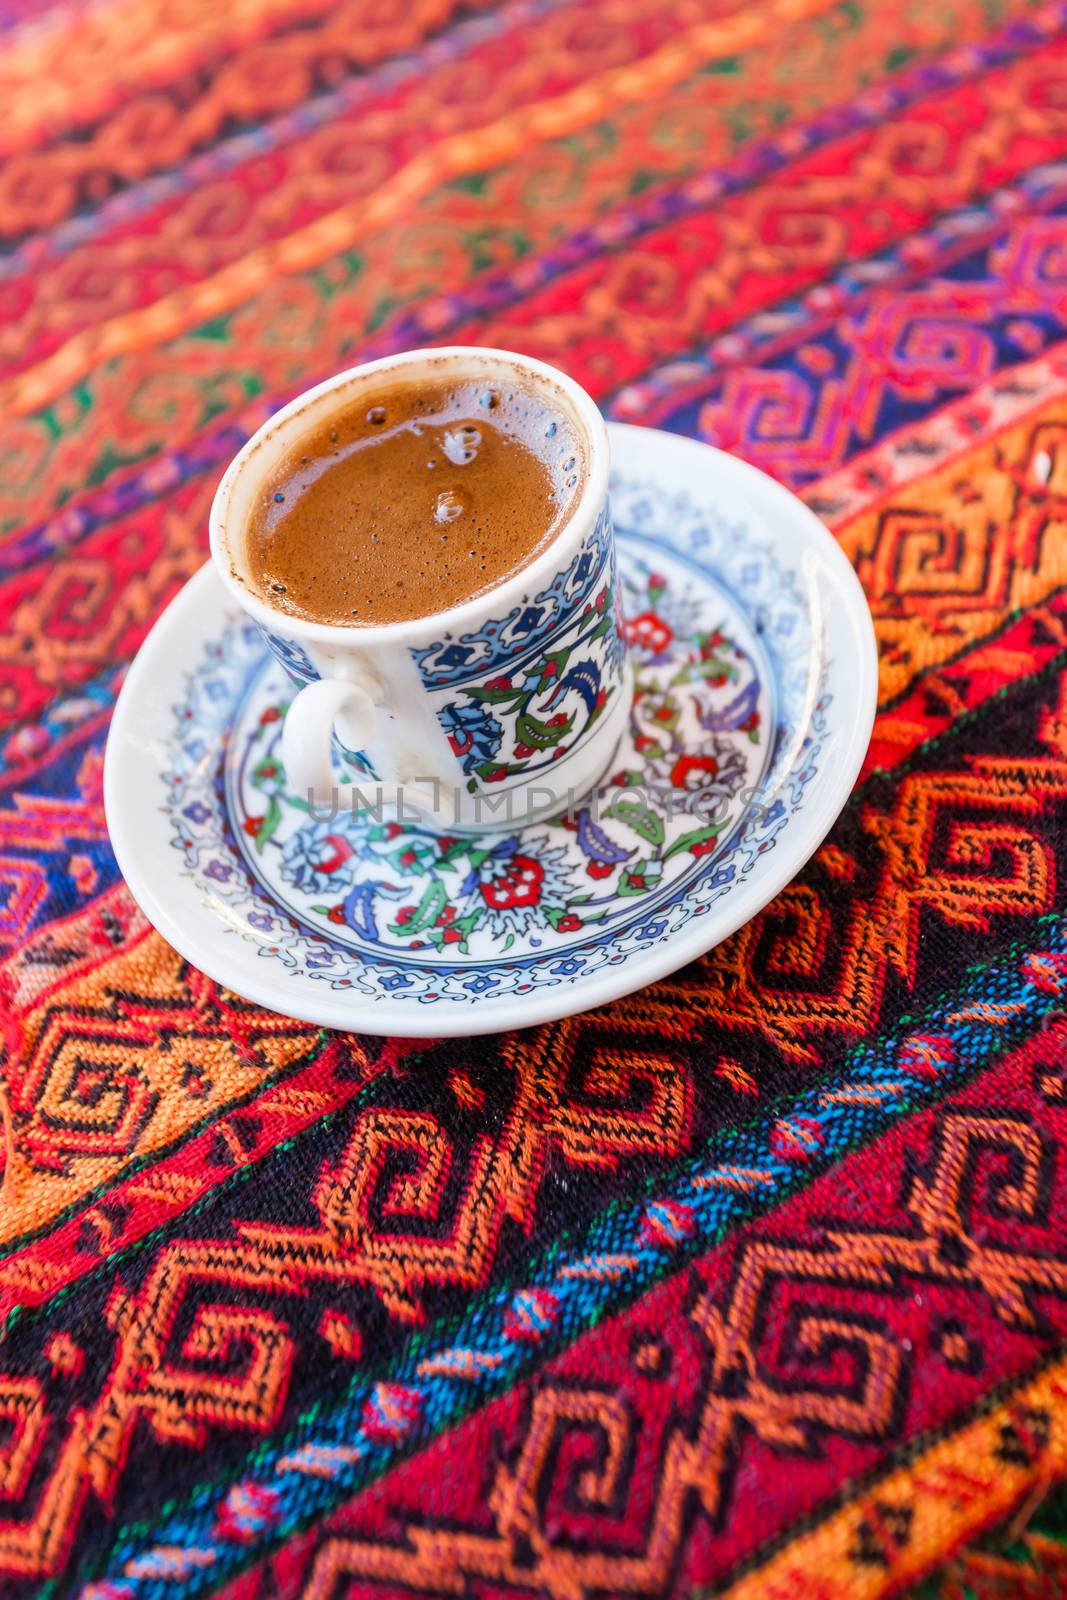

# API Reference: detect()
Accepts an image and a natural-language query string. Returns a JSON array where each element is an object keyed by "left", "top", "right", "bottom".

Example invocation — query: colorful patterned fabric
[{"left": 6, "top": 0, "right": 1067, "bottom": 1593}]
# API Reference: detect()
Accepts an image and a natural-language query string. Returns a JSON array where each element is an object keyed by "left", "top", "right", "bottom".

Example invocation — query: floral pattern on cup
[
  {"left": 229, "top": 559, "right": 767, "bottom": 959},
  {"left": 442, "top": 557, "right": 623, "bottom": 790},
  {"left": 252, "top": 504, "right": 625, "bottom": 795}
]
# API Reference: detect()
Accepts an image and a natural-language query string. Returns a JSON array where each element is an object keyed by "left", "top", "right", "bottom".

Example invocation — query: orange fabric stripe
[
  {"left": 0, "top": 0, "right": 837, "bottom": 424},
  {"left": 721, "top": 1352, "right": 1067, "bottom": 1600},
  {"left": 0, "top": 0, "right": 445, "bottom": 157}
]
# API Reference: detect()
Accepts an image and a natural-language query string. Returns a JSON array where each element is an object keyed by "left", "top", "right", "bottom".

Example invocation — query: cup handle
[{"left": 281, "top": 677, "right": 440, "bottom": 822}]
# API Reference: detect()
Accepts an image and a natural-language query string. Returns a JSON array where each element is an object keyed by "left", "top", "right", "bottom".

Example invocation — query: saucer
[{"left": 104, "top": 424, "right": 876, "bottom": 1036}]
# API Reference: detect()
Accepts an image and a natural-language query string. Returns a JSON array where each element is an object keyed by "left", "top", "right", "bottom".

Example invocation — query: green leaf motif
[
  {"left": 663, "top": 822, "right": 725, "bottom": 863},
  {"left": 603, "top": 794, "right": 665, "bottom": 847},
  {"left": 387, "top": 879, "right": 446, "bottom": 936},
  {"left": 673, "top": 656, "right": 739, "bottom": 687},
  {"left": 516, "top": 711, "right": 574, "bottom": 751},
  {"left": 426, "top": 911, "right": 480, "bottom": 949},
  {"left": 465, "top": 684, "right": 524, "bottom": 705},
  {"left": 617, "top": 870, "right": 660, "bottom": 898},
  {"left": 255, "top": 795, "right": 283, "bottom": 854}
]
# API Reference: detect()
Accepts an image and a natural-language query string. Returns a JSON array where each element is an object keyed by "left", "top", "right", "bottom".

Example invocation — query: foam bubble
[
  {"left": 435, "top": 488, "right": 469, "bottom": 524},
  {"left": 441, "top": 425, "right": 481, "bottom": 466}
]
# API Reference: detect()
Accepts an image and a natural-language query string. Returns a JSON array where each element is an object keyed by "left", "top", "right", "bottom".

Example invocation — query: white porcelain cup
[{"left": 209, "top": 347, "right": 630, "bottom": 833}]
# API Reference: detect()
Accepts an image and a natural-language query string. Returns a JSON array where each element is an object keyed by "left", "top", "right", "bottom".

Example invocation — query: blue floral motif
[
  {"left": 258, "top": 627, "right": 317, "bottom": 685},
  {"left": 413, "top": 504, "right": 613, "bottom": 689},
  {"left": 279, "top": 822, "right": 356, "bottom": 895},
  {"left": 447, "top": 575, "right": 619, "bottom": 789},
  {"left": 413, "top": 505, "right": 625, "bottom": 792},
  {"left": 438, "top": 700, "right": 504, "bottom": 775}
]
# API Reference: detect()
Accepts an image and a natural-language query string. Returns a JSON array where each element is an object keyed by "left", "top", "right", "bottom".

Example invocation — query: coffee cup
[{"left": 209, "top": 346, "right": 630, "bottom": 832}]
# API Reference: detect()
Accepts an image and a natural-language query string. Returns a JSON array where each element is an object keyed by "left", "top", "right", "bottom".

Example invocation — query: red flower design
[
  {"left": 480, "top": 854, "right": 544, "bottom": 910},
  {"left": 556, "top": 913, "right": 582, "bottom": 932},
  {"left": 259, "top": 707, "right": 281, "bottom": 724},
  {"left": 671, "top": 754, "right": 719, "bottom": 790},
  {"left": 624, "top": 610, "right": 673, "bottom": 653},
  {"left": 243, "top": 816, "right": 263, "bottom": 837},
  {"left": 317, "top": 834, "right": 353, "bottom": 874},
  {"left": 586, "top": 861, "right": 613, "bottom": 879},
  {"left": 485, "top": 766, "right": 508, "bottom": 782},
  {"left": 327, "top": 905, "right": 346, "bottom": 925},
  {"left": 486, "top": 676, "right": 512, "bottom": 691}
]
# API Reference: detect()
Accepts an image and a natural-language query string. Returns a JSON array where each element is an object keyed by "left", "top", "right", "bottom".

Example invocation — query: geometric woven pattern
[{"left": 6, "top": 0, "right": 1067, "bottom": 1593}]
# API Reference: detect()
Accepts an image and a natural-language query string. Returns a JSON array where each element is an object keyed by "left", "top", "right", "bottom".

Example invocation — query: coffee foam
[{"left": 242, "top": 371, "right": 585, "bottom": 627}]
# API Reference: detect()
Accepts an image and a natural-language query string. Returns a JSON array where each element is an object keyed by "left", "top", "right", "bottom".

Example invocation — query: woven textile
[{"left": 6, "top": 0, "right": 1067, "bottom": 1593}]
